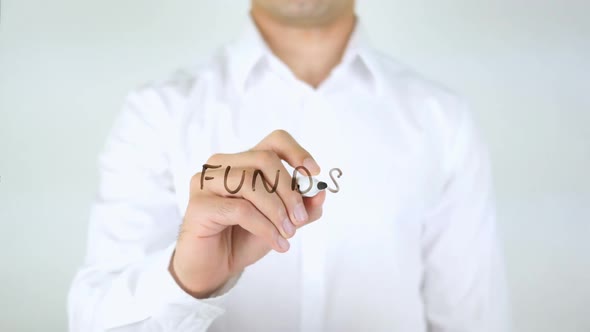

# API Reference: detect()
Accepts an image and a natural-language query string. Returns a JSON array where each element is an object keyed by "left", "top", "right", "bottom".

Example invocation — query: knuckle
[
  {"left": 217, "top": 199, "right": 236, "bottom": 218},
  {"left": 225, "top": 199, "right": 251, "bottom": 219},
  {"left": 243, "top": 167, "right": 257, "bottom": 183},
  {"left": 225, "top": 166, "right": 243, "bottom": 178},
  {"left": 270, "top": 129, "right": 289, "bottom": 139},
  {"left": 190, "top": 173, "right": 202, "bottom": 189},
  {"left": 257, "top": 150, "right": 278, "bottom": 166},
  {"left": 207, "top": 153, "right": 224, "bottom": 164},
  {"left": 185, "top": 196, "right": 207, "bottom": 219},
  {"left": 226, "top": 167, "right": 250, "bottom": 187}
]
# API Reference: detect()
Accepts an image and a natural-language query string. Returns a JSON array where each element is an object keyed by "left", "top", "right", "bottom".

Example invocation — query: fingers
[
  {"left": 253, "top": 129, "right": 321, "bottom": 176},
  {"left": 300, "top": 190, "right": 326, "bottom": 228},
  {"left": 192, "top": 167, "right": 296, "bottom": 239},
  {"left": 188, "top": 195, "right": 290, "bottom": 253},
  {"left": 207, "top": 150, "right": 310, "bottom": 227},
  {"left": 186, "top": 129, "right": 326, "bottom": 254}
]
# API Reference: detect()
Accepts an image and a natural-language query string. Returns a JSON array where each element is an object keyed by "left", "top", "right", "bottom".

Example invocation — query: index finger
[{"left": 252, "top": 129, "right": 321, "bottom": 176}]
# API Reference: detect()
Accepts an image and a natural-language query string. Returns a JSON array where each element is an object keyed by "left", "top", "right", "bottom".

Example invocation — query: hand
[{"left": 170, "top": 130, "right": 326, "bottom": 298}]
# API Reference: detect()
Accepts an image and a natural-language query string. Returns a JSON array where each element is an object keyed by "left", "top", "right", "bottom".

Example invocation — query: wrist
[{"left": 168, "top": 249, "right": 226, "bottom": 299}]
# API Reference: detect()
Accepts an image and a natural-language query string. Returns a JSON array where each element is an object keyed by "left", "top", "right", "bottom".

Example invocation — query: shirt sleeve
[
  {"left": 420, "top": 101, "right": 511, "bottom": 332},
  {"left": 67, "top": 87, "right": 239, "bottom": 331}
]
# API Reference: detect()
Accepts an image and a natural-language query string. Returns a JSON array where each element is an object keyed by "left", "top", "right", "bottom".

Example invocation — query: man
[{"left": 68, "top": 0, "right": 508, "bottom": 331}]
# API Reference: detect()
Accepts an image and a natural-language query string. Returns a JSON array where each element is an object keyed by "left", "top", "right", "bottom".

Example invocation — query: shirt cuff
[{"left": 102, "top": 242, "right": 241, "bottom": 331}]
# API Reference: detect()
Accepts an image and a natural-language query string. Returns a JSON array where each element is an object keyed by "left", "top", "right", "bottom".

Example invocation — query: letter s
[{"left": 328, "top": 168, "right": 342, "bottom": 193}]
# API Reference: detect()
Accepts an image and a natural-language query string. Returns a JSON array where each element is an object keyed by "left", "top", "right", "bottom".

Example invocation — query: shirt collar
[{"left": 226, "top": 14, "right": 380, "bottom": 95}]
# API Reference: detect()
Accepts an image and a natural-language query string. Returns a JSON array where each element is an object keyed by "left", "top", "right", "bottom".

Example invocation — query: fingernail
[
  {"left": 282, "top": 218, "right": 295, "bottom": 237},
  {"left": 294, "top": 203, "right": 308, "bottom": 225},
  {"left": 277, "top": 236, "right": 290, "bottom": 251},
  {"left": 303, "top": 157, "right": 320, "bottom": 175}
]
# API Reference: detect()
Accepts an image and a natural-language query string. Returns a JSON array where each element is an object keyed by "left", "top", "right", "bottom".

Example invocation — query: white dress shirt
[{"left": 68, "top": 17, "right": 508, "bottom": 332}]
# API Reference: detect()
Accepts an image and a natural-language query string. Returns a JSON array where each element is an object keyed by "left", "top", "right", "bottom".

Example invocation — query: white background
[{"left": 0, "top": 0, "right": 588, "bottom": 331}]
